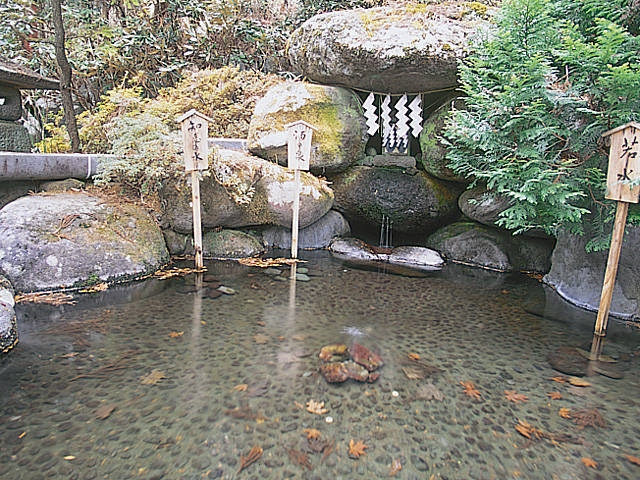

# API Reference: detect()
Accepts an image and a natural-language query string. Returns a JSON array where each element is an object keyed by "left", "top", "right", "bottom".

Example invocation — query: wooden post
[
  {"left": 291, "top": 168, "right": 301, "bottom": 259},
  {"left": 285, "top": 120, "right": 317, "bottom": 260},
  {"left": 177, "top": 109, "right": 214, "bottom": 270},
  {"left": 590, "top": 122, "right": 640, "bottom": 360},
  {"left": 191, "top": 170, "right": 204, "bottom": 269}
]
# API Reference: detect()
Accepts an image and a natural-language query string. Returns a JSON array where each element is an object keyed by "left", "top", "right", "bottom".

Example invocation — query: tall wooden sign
[
  {"left": 591, "top": 122, "right": 640, "bottom": 360},
  {"left": 177, "top": 109, "right": 214, "bottom": 270},
  {"left": 285, "top": 120, "right": 316, "bottom": 259}
]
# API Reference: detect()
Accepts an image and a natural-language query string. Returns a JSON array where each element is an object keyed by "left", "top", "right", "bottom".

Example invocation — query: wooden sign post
[
  {"left": 590, "top": 122, "right": 640, "bottom": 360},
  {"left": 177, "top": 109, "right": 213, "bottom": 270},
  {"left": 285, "top": 120, "right": 316, "bottom": 260}
]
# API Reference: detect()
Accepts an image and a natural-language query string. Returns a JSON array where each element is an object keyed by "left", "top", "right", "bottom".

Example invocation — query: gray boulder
[
  {"left": 286, "top": 3, "right": 487, "bottom": 93},
  {"left": 0, "top": 275, "right": 17, "bottom": 354},
  {"left": 331, "top": 166, "right": 462, "bottom": 235},
  {"left": 329, "top": 236, "right": 443, "bottom": 269},
  {"left": 545, "top": 227, "right": 640, "bottom": 319},
  {"left": 419, "top": 99, "right": 468, "bottom": 183},
  {"left": 0, "top": 181, "right": 37, "bottom": 210},
  {"left": 247, "top": 82, "right": 366, "bottom": 173},
  {"left": 426, "top": 221, "right": 554, "bottom": 273},
  {"left": 0, "top": 193, "right": 169, "bottom": 292},
  {"left": 202, "top": 230, "right": 264, "bottom": 259},
  {"left": 161, "top": 148, "right": 334, "bottom": 233},
  {"left": 458, "top": 186, "right": 513, "bottom": 228},
  {"left": 262, "top": 210, "right": 351, "bottom": 249}
]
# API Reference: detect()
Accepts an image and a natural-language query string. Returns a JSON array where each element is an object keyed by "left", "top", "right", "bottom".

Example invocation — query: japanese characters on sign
[
  {"left": 177, "top": 109, "right": 212, "bottom": 172},
  {"left": 603, "top": 122, "right": 640, "bottom": 203},
  {"left": 285, "top": 120, "right": 316, "bottom": 171}
]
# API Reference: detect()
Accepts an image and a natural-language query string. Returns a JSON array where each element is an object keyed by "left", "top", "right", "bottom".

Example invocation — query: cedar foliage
[{"left": 444, "top": 0, "right": 640, "bottom": 249}]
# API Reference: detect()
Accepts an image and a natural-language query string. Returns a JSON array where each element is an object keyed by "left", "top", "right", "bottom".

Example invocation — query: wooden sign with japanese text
[
  {"left": 178, "top": 109, "right": 213, "bottom": 172},
  {"left": 603, "top": 122, "right": 640, "bottom": 203},
  {"left": 285, "top": 120, "right": 316, "bottom": 171}
]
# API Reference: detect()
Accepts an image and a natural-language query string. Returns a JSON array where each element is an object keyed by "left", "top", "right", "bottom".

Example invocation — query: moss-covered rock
[
  {"left": 202, "top": 229, "right": 264, "bottom": 259},
  {"left": 0, "top": 193, "right": 169, "bottom": 292},
  {"left": 161, "top": 149, "right": 335, "bottom": 233},
  {"left": 331, "top": 165, "right": 462, "bottom": 235},
  {"left": 426, "top": 221, "right": 554, "bottom": 273},
  {"left": 419, "top": 99, "right": 468, "bottom": 183},
  {"left": 286, "top": 2, "right": 490, "bottom": 93},
  {"left": 247, "top": 81, "right": 367, "bottom": 173}
]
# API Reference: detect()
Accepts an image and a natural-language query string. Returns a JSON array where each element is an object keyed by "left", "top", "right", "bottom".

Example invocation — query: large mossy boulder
[
  {"left": 331, "top": 166, "right": 462, "bottom": 235},
  {"left": 246, "top": 82, "right": 367, "bottom": 173},
  {"left": 0, "top": 193, "right": 169, "bottom": 292},
  {"left": 202, "top": 229, "right": 264, "bottom": 259},
  {"left": 286, "top": 3, "right": 488, "bottom": 94},
  {"left": 426, "top": 221, "right": 554, "bottom": 273},
  {"left": 545, "top": 227, "right": 640, "bottom": 319},
  {"left": 161, "top": 149, "right": 334, "bottom": 233},
  {"left": 458, "top": 185, "right": 513, "bottom": 228},
  {"left": 419, "top": 99, "right": 468, "bottom": 183}
]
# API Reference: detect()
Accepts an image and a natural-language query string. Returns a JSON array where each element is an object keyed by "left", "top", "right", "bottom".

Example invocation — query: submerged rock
[
  {"left": 318, "top": 341, "right": 383, "bottom": 383},
  {"left": 0, "top": 193, "right": 169, "bottom": 292}
]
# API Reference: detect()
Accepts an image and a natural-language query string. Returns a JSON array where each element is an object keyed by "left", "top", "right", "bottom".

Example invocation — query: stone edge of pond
[{"left": 0, "top": 274, "right": 18, "bottom": 354}]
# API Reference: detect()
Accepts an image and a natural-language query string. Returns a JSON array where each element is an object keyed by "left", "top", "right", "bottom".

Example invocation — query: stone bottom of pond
[{"left": 1, "top": 251, "right": 639, "bottom": 480}]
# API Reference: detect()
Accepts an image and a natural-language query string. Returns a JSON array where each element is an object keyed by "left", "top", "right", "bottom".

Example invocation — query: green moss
[{"left": 461, "top": 2, "right": 489, "bottom": 18}]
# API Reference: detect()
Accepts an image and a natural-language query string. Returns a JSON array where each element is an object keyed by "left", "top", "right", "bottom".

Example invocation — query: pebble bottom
[{"left": 1, "top": 253, "right": 639, "bottom": 479}]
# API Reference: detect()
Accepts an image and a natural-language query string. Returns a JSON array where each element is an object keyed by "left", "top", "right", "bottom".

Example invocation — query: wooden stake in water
[
  {"left": 590, "top": 122, "right": 640, "bottom": 360},
  {"left": 285, "top": 120, "right": 316, "bottom": 259},
  {"left": 177, "top": 109, "right": 213, "bottom": 270}
]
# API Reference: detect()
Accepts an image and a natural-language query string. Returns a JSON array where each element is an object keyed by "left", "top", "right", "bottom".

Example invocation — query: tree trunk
[{"left": 51, "top": 0, "right": 81, "bottom": 152}]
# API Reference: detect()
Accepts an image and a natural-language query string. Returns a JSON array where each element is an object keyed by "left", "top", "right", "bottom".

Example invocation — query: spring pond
[{"left": 1, "top": 250, "right": 639, "bottom": 480}]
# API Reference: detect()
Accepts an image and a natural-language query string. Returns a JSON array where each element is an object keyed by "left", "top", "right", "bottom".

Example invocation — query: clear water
[{"left": 1, "top": 251, "right": 639, "bottom": 480}]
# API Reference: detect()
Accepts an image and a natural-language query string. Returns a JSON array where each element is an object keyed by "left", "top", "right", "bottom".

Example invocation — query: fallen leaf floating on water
[
  {"left": 237, "top": 257, "right": 304, "bottom": 268},
  {"left": 547, "top": 391, "right": 562, "bottom": 400},
  {"left": 348, "top": 439, "right": 368, "bottom": 458},
  {"left": 15, "top": 292, "right": 76, "bottom": 306},
  {"left": 154, "top": 266, "right": 205, "bottom": 279},
  {"left": 581, "top": 457, "right": 598, "bottom": 469},
  {"left": 303, "top": 428, "right": 321, "bottom": 440},
  {"left": 407, "top": 352, "right": 421, "bottom": 361},
  {"left": 285, "top": 446, "right": 313, "bottom": 471},
  {"left": 79, "top": 282, "right": 109, "bottom": 293},
  {"left": 569, "top": 407, "right": 606, "bottom": 429},
  {"left": 237, "top": 445, "right": 262, "bottom": 473},
  {"left": 306, "top": 399, "right": 328, "bottom": 415},
  {"left": 168, "top": 331, "right": 184, "bottom": 338},
  {"left": 389, "top": 458, "right": 402, "bottom": 476},
  {"left": 514, "top": 420, "right": 545, "bottom": 440},
  {"left": 63, "top": 455, "right": 76, "bottom": 461},
  {"left": 559, "top": 408, "right": 572, "bottom": 419},
  {"left": 140, "top": 370, "right": 166, "bottom": 385},
  {"left": 551, "top": 376, "right": 568, "bottom": 383},
  {"left": 232, "top": 384, "right": 248, "bottom": 392},
  {"left": 460, "top": 381, "right": 481, "bottom": 400},
  {"left": 624, "top": 454, "right": 640, "bottom": 466},
  {"left": 568, "top": 377, "right": 591, "bottom": 387},
  {"left": 253, "top": 333, "right": 270, "bottom": 344},
  {"left": 504, "top": 390, "right": 529, "bottom": 403}
]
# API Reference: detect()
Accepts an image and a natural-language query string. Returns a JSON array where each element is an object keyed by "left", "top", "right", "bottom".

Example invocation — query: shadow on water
[{"left": 1, "top": 250, "right": 639, "bottom": 479}]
